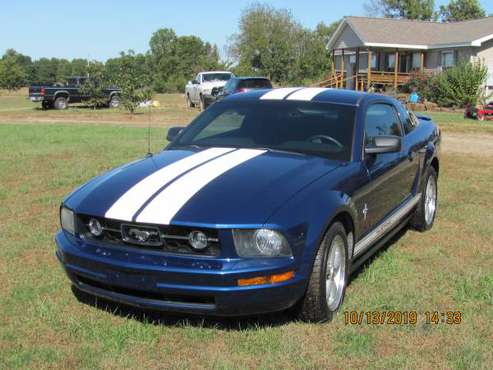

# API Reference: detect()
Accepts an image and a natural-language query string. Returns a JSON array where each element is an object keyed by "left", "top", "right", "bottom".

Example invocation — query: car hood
[
  {"left": 66, "top": 147, "right": 341, "bottom": 226},
  {"left": 201, "top": 81, "right": 228, "bottom": 90}
]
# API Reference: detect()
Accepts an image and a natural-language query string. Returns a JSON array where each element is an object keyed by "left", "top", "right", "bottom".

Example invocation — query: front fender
[{"left": 265, "top": 165, "right": 363, "bottom": 280}]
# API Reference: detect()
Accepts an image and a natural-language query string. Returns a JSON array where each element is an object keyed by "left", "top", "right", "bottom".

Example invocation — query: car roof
[
  {"left": 221, "top": 87, "right": 394, "bottom": 106},
  {"left": 200, "top": 71, "right": 233, "bottom": 74},
  {"left": 232, "top": 76, "right": 270, "bottom": 80}
]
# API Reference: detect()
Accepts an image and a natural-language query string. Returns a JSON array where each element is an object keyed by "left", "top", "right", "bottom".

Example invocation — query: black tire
[
  {"left": 186, "top": 94, "right": 195, "bottom": 108},
  {"left": 41, "top": 100, "right": 52, "bottom": 110},
  {"left": 411, "top": 166, "right": 438, "bottom": 232},
  {"left": 295, "top": 222, "right": 349, "bottom": 322},
  {"left": 54, "top": 96, "right": 68, "bottom": 110},
  {"left": 109, "top": 95, "right": 120, "bottom": 108},
  {"left": 199, "top": 95, "right": 206, "bottom": 111}
]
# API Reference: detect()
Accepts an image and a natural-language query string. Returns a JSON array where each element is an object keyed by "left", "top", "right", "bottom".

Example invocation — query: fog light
[
  {"left": 88, "top": 218, "right": 103, "bottom": 237},
  {"left": 238, "top": 271, "right": 295, "bottom": 286},
  {"left": 189, "top": 230, "right": 208, "bottom": 250}
]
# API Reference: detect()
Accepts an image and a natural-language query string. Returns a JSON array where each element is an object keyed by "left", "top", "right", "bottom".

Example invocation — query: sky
[{"left": 1, "top": 0, "right": 492, "bottom": 61}]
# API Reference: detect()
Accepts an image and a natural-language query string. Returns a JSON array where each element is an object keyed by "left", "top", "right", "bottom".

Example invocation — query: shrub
[{"left": 430, "top": 61, "right": 488, "bottom": 108}]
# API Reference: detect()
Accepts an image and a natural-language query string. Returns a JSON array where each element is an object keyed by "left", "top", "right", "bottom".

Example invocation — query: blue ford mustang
[{"left": 56, "top": 87, "right": 440, "bottom": 322}]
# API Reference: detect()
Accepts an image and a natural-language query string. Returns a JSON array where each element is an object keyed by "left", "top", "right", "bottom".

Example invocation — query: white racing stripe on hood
[
  {"left": 259, "top": 87, "right": 301, "bottom": 100},
  {"left": 105, "top": 147, "right": 235, "bottom": 221},
  {"left": 136, "top": 149, "right": 266, "bottom": 225},
  {"left": 286, "top": 87, "right": 327, "bottom": 101}
]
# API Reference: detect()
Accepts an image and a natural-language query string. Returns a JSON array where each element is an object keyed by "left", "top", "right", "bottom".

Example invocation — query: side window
[
  {"left": 396, "top": 101, "right": 416, "bottom": 134},
  {"left": 365, "top": 103, "right": 402, "bottom": 145},
  {"left": 193, "top": 110, "right": 245, "bottom": 141},
  {"left": 224, "top": 79, "right": 235, "bottom": 94}
]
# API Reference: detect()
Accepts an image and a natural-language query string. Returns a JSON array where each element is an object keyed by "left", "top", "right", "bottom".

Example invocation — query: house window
[
  {"left": 412, "top": 53, "right": 421, "bottom": 69},
  {"left": 387, "top": 54, "right": 396, "bottom": 69},
  {"left": 349, "top": 55, "right": 356, "bottom": 65},
  {"left": 371, "top": 54, "right": 377, "bottom": 69},
  {"left": 441, "top": 51, "right": 455, "bottom": 68}
]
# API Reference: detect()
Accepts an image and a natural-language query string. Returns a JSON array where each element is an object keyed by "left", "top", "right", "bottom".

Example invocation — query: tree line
[
  {"left": 0, "top": 0, "right": 489, "bottom": 92},
  {"left": 365, "top": 0, "right": 488, "bottom": 21}
]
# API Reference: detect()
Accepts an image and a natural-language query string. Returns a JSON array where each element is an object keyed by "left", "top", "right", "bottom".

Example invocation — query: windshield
[
  {"left": 239, "top": 79, "right": 272, "bottom": 89},
  {"left": 202, "top": 73, "right": 232, "bottom": 82},
  {"left": 172, "top": 101, "right": 355, "bottom": 161}
]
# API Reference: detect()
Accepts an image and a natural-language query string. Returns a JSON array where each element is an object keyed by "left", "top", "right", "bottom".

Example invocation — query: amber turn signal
[{"left": 238, "top": 271, "right": 295, "bottom": 286}]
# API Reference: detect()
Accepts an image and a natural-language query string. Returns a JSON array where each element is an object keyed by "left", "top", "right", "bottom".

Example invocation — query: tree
[
  {"left": 2, "top": 49, "right": 34, "bottom": 84},
  {"left": 56, "top": 59, "right": 72, "bottom": 83},
  {"left": 228, "top": 4, "right": 337, "bottom": 85},
  {"left": 148, "top": 28, "right": 222, "bottom": 92},
  {"left": 71, "top": 58, "right": 88, "bottom": 76},
  {"left": 0, "top": 55, "right": 27, "bottom": 91},
  {"left": 439, "top": 0, "right": 485, "bottom": 22},
  {"left": 364, "top": 0, "right": 436, "bottom": 20},
  {"left": 149, "top": 28, "right": 178, "bottom": 92},
  {"left": 79, "top": 61, "right": 108, "bottom": 109},
  {"left": 229, "top": 4, "right": 302, "bottom": 83},
  {"left": 111, "top": 51, "right": 152, "bottom": 114}
]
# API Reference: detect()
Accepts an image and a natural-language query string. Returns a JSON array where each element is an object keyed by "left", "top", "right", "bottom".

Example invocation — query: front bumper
[{"left": 55, "top": 231, "right": 306, "bottom": 316}]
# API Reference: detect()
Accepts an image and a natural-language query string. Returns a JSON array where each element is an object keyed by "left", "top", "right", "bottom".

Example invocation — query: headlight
[
  {"left": 202, "top": 88, "right": 211, "bottom": 95},
  {"left": 232, "top": 229, "right": 292, "bottom": 257},
  {"left": 60, "top": 206, "right": 75, "bottom": 235}
]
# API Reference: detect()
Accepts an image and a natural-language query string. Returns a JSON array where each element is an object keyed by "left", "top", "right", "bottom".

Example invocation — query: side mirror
[
  {"left": 167, "top": 126, "right": 184, "bottom": 142},
  {"left": 192, "top": 80, "right": 199, "bottom": 85},
  {"left": 365, "top": 135, "right": 401, "bottom": 155}
]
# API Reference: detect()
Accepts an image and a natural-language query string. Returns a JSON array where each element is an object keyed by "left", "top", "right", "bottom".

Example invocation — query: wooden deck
[
  {"left": 317, "top": 70, "right": 416, "bottom": 90},
  {"left": 316, "top": 64, "right": 439, "bottom": 91}
]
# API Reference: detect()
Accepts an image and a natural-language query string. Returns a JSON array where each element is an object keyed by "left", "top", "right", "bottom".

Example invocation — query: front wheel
[
  {"left": 295, "top": 222, "right": 349, "bottom": 322},
  {"left": 411, "top": 167, "right": 438, "bottom": 231}
]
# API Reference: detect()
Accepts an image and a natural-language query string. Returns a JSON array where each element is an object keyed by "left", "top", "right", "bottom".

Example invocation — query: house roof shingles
[{"left": 343, "top": 16, "right": 493, "bottom": 47}]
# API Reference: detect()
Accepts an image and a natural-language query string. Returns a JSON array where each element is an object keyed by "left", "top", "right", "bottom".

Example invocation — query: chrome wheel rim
[
  {"left": 424, "top": 176, "right": 437, "bottom": 225},
  {"left": 325, "top": 235, "right": 346, "bottom": 311}
]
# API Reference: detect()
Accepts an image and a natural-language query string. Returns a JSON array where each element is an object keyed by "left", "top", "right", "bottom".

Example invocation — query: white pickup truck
[{"left": 185, "top": 71, "right": 234, "bottom": 110}]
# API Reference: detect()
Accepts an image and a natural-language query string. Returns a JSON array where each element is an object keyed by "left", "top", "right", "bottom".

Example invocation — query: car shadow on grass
[
  {"left": 71, "top": 226, "right": 410, "bottom": 330},
  {"left": 349, "top": 225, "right": 409, "bottom": 282}
]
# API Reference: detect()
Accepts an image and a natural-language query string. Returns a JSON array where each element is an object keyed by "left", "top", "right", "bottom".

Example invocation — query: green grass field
[{"left": 0, "top": 92, "right": 492, "bottom": 369}]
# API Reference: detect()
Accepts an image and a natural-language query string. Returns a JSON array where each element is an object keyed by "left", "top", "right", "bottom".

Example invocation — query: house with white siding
[{"left": 322, "top": 16, "right": 493, "bottom": 93}]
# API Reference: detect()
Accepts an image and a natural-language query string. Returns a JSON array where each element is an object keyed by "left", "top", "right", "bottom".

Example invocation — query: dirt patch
[{"left": 442, "top": 133, "right": 493, "bottom": 156}]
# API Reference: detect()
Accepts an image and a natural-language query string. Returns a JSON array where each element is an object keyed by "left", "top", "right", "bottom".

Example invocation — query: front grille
[{"left": 77, "top": 214, "right": 221, "bottom": 256}]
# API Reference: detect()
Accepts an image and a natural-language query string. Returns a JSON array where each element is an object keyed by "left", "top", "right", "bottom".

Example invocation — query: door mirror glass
[{"left": 365, "top": 135, "right": 401, "bottom": 154}]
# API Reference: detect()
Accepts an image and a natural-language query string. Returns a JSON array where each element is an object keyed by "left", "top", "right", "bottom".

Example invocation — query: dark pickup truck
[{"left": 28, "top": 76, "right": 121, "bottom": 110}]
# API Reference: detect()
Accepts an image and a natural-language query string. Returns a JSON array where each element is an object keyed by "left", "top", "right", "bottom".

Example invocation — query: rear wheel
[
  {"left": 411, "top": 167, "right": 438, "bottom": 232},
  {"left": 41, "top": 100, "right": 52, "bottom": 110},
  {"left": 186, "top": 94, "right": 195, "bottom": 108},
  {"left": 295, "top": 222, "right": 349, "bottom": 322},
  {"left": 199, "top": 95, "right": 206, "bottom": 111},
  {"left": 54, "top": 96, "right": 68, "bottom": 110},
  {"left": 109, "top": 95, "right": 120, "bottom": 108}
]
